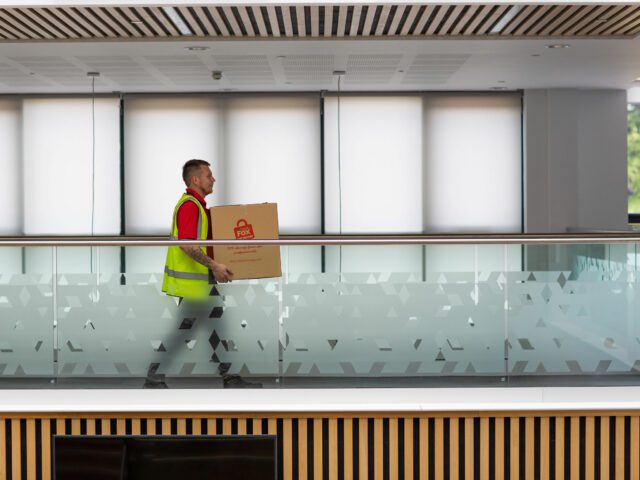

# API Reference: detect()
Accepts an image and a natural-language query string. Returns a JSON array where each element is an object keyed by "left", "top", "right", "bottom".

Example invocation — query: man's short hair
[{"left": 182, "top": 159, "right": 210, "bottom": 186}]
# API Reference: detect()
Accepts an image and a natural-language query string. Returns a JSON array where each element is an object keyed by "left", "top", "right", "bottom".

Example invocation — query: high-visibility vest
[{"left": 162, "top": 194, "right": 210, "bottom": 299}]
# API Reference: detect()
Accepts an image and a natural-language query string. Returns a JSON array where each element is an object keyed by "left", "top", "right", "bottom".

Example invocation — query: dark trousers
[{"left": 146, "top": 282, "right": 230, "bottom": 381}]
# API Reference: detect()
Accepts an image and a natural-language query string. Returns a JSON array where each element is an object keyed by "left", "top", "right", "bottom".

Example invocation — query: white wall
[
  {"left": 0, "top": 99, "right": 20, "bottom": 235},
  {"left": 628, "top": 87, "right": 640, "bottom": 103},
  {"left": 524, "top": 89, "right": 628, "bottom": 233}
]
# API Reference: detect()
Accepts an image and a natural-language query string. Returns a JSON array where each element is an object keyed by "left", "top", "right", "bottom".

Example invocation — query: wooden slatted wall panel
[
  {"left": 1, "top": 4, "right": 640, "bottom": 41},
  {"left": 0, "top": 411, "right": 640, "bottom": 479}
]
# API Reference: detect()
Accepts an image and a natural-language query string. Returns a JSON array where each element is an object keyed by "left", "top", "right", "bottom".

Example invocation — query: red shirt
[{"left": 176, "top": 188, "right": 213, "bottom": 259}]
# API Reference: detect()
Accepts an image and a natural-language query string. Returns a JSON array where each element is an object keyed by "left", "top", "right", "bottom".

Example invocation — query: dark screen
[{"left": 53, "top": 435, "right": 276, "bottom": 480}]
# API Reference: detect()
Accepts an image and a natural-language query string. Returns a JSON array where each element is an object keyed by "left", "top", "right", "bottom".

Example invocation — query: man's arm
[
  {"left": 180, "top": 245, "right": 213, "bottom": 268},
  {"left": 180, "top": 245, "right": 233, "bottom": 283},
  {"left": 176, "top": 201, "right": 233, "bottom": 282}
]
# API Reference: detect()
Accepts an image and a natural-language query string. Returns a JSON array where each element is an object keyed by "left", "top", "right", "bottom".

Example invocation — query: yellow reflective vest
[{"left": 162, "top": 193, "right": 210, "bottom": 299}]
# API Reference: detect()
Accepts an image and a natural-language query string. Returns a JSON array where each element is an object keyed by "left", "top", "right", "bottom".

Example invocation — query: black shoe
[
  {"left": 143, "top": 376, "right": 168, "bottom": 389},
  {"left": 222, "top": 374, "right": 262, "bottom": 389}
]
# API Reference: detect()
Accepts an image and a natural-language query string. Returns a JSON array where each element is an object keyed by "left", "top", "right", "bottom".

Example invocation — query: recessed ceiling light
[
  {"left": 546, "top": 44, "right": 570, "bottom": 49},
  {"left": 497, "top": 80, "right": 506, "bottom": 84},
  {"left": 185, "top": 46, "right": 209, "bottom": 51},
  {"left": 276, "top": 55, "right": 287, "bottom": 59},
  {"left": 531, "top": 54, "right": 541, "bottom": 57},
  {"left": 489, "top": 86, "right": 508, "bottom": 91}
]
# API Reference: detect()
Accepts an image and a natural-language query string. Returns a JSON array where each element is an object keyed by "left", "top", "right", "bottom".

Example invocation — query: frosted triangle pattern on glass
[
  {"left": 282, "top": 271, "right": 505, "bottom": 377},
  {"left": 507, "top": 244, "right": 640, "bottom": 376},
  {"left": 55, "top": 271, "right": 279, "bottom": 377},
  {"left": 0, "top": 273, "right": 54, "bottom": 376}
]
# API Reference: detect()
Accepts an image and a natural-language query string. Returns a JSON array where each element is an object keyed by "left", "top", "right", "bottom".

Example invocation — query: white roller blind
[
  {"left": 324, "top": 96, "right": 423, "bottom": 234},
  {"left": 0, "top": 99, "right": 20, "bottom": 235},
  {"left": 223, "top": 96, "right": 321, "bottom": 234},
  {"left": 22, "top": 98, "right": 120, "bottom": 235},
  {"left": 423, "top": 94, "right": 522, "bottom": 232},
  {"left": 124, "top": 96, "right": 221, "bottom": 235}
]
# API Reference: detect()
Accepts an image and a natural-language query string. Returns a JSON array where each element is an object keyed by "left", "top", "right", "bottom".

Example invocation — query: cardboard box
[{"left": 210, "top": 203, "right": 282, "bottom": 280}]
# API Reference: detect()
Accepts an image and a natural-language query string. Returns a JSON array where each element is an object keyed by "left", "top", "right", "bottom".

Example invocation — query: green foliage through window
[{"left": 628, "top": 104, "right": 640, "bottom": 213}]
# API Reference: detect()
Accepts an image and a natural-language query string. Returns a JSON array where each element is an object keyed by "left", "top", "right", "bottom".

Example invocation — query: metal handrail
[{"left": 0, "top": 233, "right": 638, "bottom": 246}]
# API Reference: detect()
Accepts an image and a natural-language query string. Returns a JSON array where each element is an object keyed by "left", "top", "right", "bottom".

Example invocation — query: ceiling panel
[{"left": 0, "top": 3, "right": 639, "bottom": 42}]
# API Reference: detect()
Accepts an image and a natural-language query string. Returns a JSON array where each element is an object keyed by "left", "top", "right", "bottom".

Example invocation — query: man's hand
[{"left": 211, "top": 260, "right": 234, "bottom": 283}]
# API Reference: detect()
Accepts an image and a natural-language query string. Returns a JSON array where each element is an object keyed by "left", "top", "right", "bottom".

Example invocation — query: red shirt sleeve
[{"left": 176, "top": 201, "right": 200, "bottom": 240}]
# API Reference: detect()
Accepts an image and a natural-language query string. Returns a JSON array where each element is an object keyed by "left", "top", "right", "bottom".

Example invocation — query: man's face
[{"left": 194, "top": 165, "right": 215, "bottom": 196}]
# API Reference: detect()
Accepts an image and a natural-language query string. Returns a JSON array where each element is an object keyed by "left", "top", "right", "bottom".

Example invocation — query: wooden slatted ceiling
[{"left": 0, "top": 3, "right": 640, "bottom": 41}]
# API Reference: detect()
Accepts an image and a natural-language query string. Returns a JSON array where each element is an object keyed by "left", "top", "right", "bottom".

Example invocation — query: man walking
[{"left": 145, "top": 159, "right": 259, "bottom": 388}]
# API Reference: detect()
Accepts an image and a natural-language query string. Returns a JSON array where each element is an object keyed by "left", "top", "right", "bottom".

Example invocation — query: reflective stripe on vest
[{"left": 164, "top": 266, "right": 209, "bottom": 281}]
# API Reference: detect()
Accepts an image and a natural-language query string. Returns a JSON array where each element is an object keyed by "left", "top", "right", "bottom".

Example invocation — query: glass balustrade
[
  {"left": 0, "top": 238, "right": 639, "bottom": 389},
  {"left": 507, "top": 242, "right": 640, "bottom": 385}
]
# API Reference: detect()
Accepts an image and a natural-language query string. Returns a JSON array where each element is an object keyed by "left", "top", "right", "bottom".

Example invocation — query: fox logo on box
[{"left": 234, "top": 219, "right": 255, "bottom": 240}]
